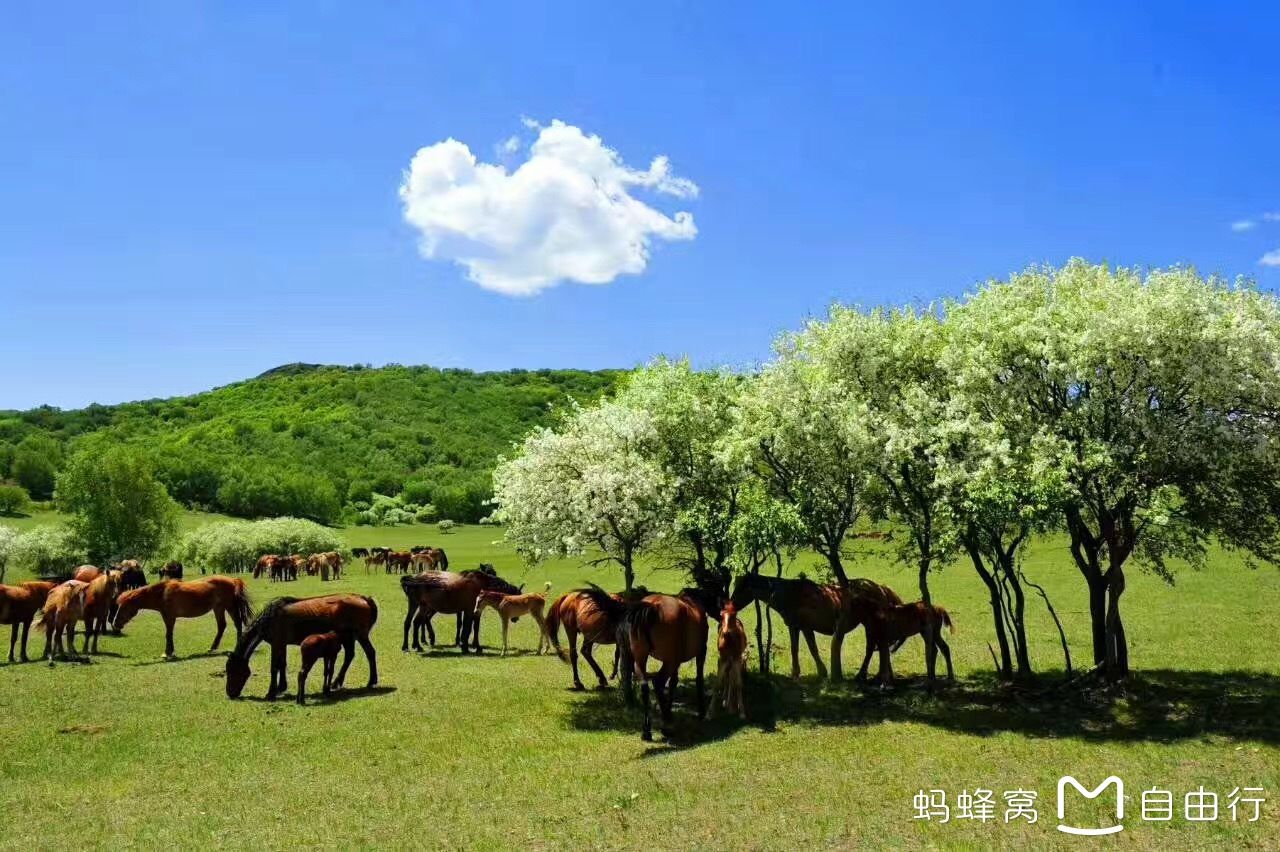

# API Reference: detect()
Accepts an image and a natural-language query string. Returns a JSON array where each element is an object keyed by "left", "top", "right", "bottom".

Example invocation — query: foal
[
  {"left": 80, "top": 572, "right": 120, "bottom": 654},
  {"left": 297, "top": 631, "right": 346, "bottom": 705},
  {"left": 858, "top": 601, "right": 955, "bottom": 691},
  {"left": 716, "top": 603, "right": 748, "bottom": 719},
  {"left": 473, "top": 584, "right": 551, "bottom": 656},
  {"left": 39, "top": 580, "right": 90, "bottom": 661}
]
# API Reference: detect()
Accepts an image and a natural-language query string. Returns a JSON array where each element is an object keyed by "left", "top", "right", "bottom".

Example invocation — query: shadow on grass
[
  {"left": 131, "top": 650, "right": 229, "bottom": 666},
  {"left": 565, "top": 669, "right": 1280, "bottom": 751},
  {"left": 241, "top": 684, "right": 398, "bottom": 705},
  {"left": 409, "top": 645, "right": 541, "bottom": 660}
]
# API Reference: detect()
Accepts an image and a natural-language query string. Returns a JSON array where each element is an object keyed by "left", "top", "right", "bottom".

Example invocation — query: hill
[{"left": 0, "top": 364, "right": 625, "bottom": 523}]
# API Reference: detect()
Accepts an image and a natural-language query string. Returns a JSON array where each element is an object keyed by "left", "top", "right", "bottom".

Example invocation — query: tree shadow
[
  {"left": 563, "top": 669, "right": 1280, "bottom": 750},
  {"left": 131, "top": 650, "right": 228, "bottom": 667},
  {"left": 242, "top": 685, "right": 397, "bottom": 705}
]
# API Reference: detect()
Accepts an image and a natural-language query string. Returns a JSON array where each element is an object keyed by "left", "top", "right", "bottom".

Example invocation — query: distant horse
[
  {"left": 473, "top": 584, "right": 551, "bottom": 656},
  {"left": 225, "top": 594, "right": 378, "bottom": 700},
  {"left": 113, "top": 577, "right": 253, "bottom": 658},
  {"left": 39, "top": 580, "right": 90, "bottom": 661},
  {"left": 858, "top": 601, "right": 955, "bottom": 691},
  {"left": 157, "top": 561, "right": 184, "bottom": 580},
  {"left": 729, "top": 574, "right": 903, "bottom": 681},
  {"left": 400, "top": 568, "right": 520, "bottom": 653},
  {"left": 0, "top": 580, "right": 57, "bottom": 662},
  {"left": 254, "top": 555, "right": 278, "bottom": 579},
  {"left": 297, "top": 631, "right": 344, "bottom": 705},
  {"left": 385, "top": 551, "right": 413, "bottom": 575},
  {"left": 80, "top": 572, "right": 120, "bottom": 654},
  {"left": 716, "top": 602, "right": 748, "bottom": 718},
  {"left": 350, "top": 547, "right": 370, "bottom": 560},
  {"left": 409, "top": 547, "right": 449, "bottom": 573},
  {"left": 545, "top": 588, "right": 626, "bottom": 690}
]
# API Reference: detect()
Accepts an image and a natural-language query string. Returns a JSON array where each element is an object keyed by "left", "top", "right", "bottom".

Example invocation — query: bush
[
  {"left": 0, "top": 526, "right": 17, "bottom": 582},
  {"left": 12, "top": 435, "right": 61, "bottom": 500},
  {"left": 437, "top": 519, "right": 457, "bottom": 534},
  {"left": 0, "top": 483, "right": 31, "bottom": 516},
  {"left": 8, "top": 526, "right": 87, "bottom": 578},
  {"left": 173, "top": 517, "right": 343, "bottom": 574}
]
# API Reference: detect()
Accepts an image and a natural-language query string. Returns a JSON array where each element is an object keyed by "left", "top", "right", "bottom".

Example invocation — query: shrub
[
  {"left": 0, "top": 526, "right": 17, "bottom": 582},
  {"left": 0, "top": 483, "right": 31, "bottom": 516},
  {"left": 9, "top": 526, "right": 87, "bottom": 578},
  {"left": 437, "top": 519, "right": 457, "bottom": 534},
  {"left": 173, "top": 517, "right": 342, "bottom": 574}
]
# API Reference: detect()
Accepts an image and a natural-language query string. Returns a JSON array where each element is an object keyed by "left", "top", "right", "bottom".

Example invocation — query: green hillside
[{"left": 0, "top": 364, "right": 625, "bottom": 523}]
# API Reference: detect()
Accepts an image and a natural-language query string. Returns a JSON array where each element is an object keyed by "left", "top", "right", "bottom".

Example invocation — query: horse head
[{"left": 225, "top": 652, "right": 251, "bottom": 698}]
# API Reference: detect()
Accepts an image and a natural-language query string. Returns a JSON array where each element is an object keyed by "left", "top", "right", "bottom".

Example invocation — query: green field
[{"left": 2, "top": 516, "right": 1278, "bottom": 849}]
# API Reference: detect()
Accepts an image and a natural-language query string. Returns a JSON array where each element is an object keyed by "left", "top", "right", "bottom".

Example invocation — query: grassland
[{"left": 2, "top": 514, "right": 1278, "bottom": 849}]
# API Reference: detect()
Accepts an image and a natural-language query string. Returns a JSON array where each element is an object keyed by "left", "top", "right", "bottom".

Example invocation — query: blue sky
[{"left": 3, "top": 3, "right": 1279, "bottom": 409}]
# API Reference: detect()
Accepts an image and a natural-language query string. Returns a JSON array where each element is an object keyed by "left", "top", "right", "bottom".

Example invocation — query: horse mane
[
  {"left": 231, "top": 596, "right": 300, "bottom": 659},
  {"left": 464, "top": 567, "right": 520, "bottom": 596},
  {"left": 574, "top": 584, "right": 628, "bottom": 621}
]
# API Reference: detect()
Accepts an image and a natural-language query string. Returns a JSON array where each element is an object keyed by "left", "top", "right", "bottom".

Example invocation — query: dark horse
[
  {"left": 225, "top": 594, "right": 379, "bottom": 700},
  {"left": 401, "top": 567, "right": 520, "bottom": 653},
  {"left": 730, "top": 574, "right": 902, "bottom": 681}
]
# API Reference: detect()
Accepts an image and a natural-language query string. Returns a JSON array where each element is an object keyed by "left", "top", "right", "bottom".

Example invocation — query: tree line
[{"left": 492, "top": 260, "right": 1280, "bottom": 682}]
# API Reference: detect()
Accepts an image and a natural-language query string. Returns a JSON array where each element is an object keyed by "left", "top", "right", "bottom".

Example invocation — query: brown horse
[
  {"left": 80, "top": 572, "right": 120, "bottom": 654},
  {"left": 39, "top": 580, "right": 90, "bottom": 661},
  {"left": 385, "top": 551, "right": 413, "bottom": 575},
  {"left": 473, "top": 586, "right": 551, "bottom": 656},
  {"left": 583, "top": 585, "right": 719, "bottom": 741},
  {"left": 113, "top": 577, "right": 253, "bottom": 658},
  {"left": 225, "top": 594, "right": 378, "bottom": 700},
  {"left": 297, "top": 631, "right": 344, "bottom": 705},
  {"left": 716, "top": 602, "right": 748, "bottom": 719},
  {"left": 0, "top": 580, "right": 57, "bottom": 662},
  {"left": 545, "top": 588, "right": 625, "bottom": 690},
  {"left": 72, "top": 564, "right": 102, "bottom": 583},
  {"left": 857, "top": 601, "right": 955, "bottom": 691},
  {"left": 400, "top": 568, "right": 520, "bottom": 652},
  {"left": 409, "top": 547, "right": 448, "bottom": 572},
  {"left": 729, "top": 574, "right": 903, "bottom": 681}
]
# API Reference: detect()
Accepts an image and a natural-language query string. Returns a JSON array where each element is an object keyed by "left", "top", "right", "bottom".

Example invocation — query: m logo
[{"left": 1057, "top": 776, "right": 1125, "bottom": 835}]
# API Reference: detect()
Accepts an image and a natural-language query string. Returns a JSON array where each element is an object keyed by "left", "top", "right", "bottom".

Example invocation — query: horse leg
[
  {"left": 788, "top": 624, "right": 802, "bottom": 679},
  {"left": 333, "top": 636, "right": 356, "bottom": 688},
  {"left": 424, "top": 613, "right": 436, "bottom": 647},
  {"left": 659, "top": 665, "right": 679, "bottom": 737},
  {"left": 803, "top": 629, "right": 829, "bottom": 680},
  {"left": 856, "top": 630, "right": 875, "bottom": 681},
  {"left": 82, "top": 618, "right": 92, "bottom": 656},
  {"left": 638, "top": 660, "right": 654, "bottom": 742},
  {"left": 210, "top": 608, "right": 227, "bottom": 651},
  {"left": 357, "top": 632, "right": 377, "bottom": 688},
  {"left": 402, "top": 603, "right": 416, "bottom": 652},
  {"left": 924, "top": 628, "right": 938, "bottom": 695},
  {"left": 829, "top": 626, "right": 846, "bottom": 682},
  {"left": 8, "top": 622, "right": 17, "bottom": 662},
  {"left": 471, "top": 610, "right": 482, "bottom": 653},
  {"left": 695, "top": 646, "right": 708, "bottom": 720},
  {"left": 877, "top": 639, "right": 894, "bottom": 690},
  {"left": 500, "top": 617, "right": 509, "bottom": 657},
  {"left": 297, "top": 657, "right": 313, "bottom": 705},
  {"left": 937, "top": 635, "right": 955, "bottom": 681},
  {"left": 163, "top": 615, "right": 177, "bottom": 659}
]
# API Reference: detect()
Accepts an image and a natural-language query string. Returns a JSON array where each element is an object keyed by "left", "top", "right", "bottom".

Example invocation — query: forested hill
[{"left": 0, "top": 364, "right": 625, "bottom": 523}]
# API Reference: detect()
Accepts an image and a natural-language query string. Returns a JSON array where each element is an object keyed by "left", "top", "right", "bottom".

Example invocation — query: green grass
[{"left": 2, "top": 516, "right": 1278, "bottom": 849}]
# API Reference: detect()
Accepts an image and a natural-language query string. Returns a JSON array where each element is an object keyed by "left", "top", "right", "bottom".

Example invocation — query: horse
[
  {"left": 297, "top": 631, "right": 344, "bottom": 705},
  {"left": 322, "top": 551, "right": 343, "bottom": 580},
  {"left": 857, "top": 601, "right": 955, "bottom": 691},
  {"left": 72, "top": 564, "right": 102, "bottom": 583},
  {"left": 473, "top": 584, "right": 551, "bottom": 657},
  {"left": 729, "top": 574, "right": 903, "bottom": 681},
  {"left": 254, "top": 554, "right": 278, "bottom": 579},
  {"left": 400, "top": 568, "right": 520, "bottom": 653},
  {"left": 716, "top": 602, "right": 748, "bottom": 719},
  {"left": 225, "top": 594, "right": 378, "bottom": 700},
  {"left": 80, "top": 572, "right": 120, "bottom": 654},
  {"left": 117, "top": 564, "right": 147, "bottom": 591},
  {"left": 545, "top": 588, "right": 626, "bottom": 690},
  {"left": 38, "top": 580, "right": 90, "bottom": 661},
  {"left": 350, "top": 547, "right": 370, "bottom": 560},
  {"left": 0, "top": 580, "right": 57, "bottom": 662},
  {"left": 385, "top": 551, "right": 413, "bottom": 575},
  {"left": 112, "top": 576, "right": 253, "bottom": 659},
  {"left": 157, "top": 561, "right": 184, "bottom": 580}
]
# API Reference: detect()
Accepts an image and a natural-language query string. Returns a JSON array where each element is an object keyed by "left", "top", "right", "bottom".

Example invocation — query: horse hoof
[{"left": 571, "top": 683, "right": 586, "bottom": 691}]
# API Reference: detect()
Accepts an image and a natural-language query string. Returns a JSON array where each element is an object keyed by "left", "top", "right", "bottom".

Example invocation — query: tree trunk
[
  {"left": 918, "top": 557, "right": 932, "bottom": 606},
  {"left": 1001, "top": 555, "right": 1032, "bottom": 677},
  {"left": 968, "top": 546, "right": 1013, "bottom": 680},
  {"left": 622, "top": 548, "right": 635, "bottom": 595},
  {"left": 1104, "top": 564, "right": 1129, "bottom": 680},
  {"left": 825, "top": 546, "right": 849, "bottom": 585},
  {"left": 1087, "top": 574, "right": 1107, "bottom": 667}
]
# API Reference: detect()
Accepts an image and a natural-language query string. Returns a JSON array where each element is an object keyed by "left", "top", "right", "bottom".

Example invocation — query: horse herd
[{"left": 0, "top": 549, "right": 956, "bottom": 742}]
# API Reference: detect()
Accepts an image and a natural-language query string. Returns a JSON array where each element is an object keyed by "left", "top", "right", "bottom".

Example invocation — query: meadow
[{"left": 2, "top": 514, "right": 1278, "bottom": 850}]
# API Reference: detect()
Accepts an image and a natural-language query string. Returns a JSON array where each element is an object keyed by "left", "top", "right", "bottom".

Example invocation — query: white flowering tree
[
  {"left": 955, "top": 260, "right": 1280, "bottom": 679},
  {"left": 492, "top": 399, "right": 673, "bottom": 592},
  {"left": 0, "top": 526, "right": 18, "bottom": 583},
  {"left": 736, "top": 334, "right": 875, "bottom": 585},
  {"left": 613, "top": 358, "right": 745, "bottom": 591}
]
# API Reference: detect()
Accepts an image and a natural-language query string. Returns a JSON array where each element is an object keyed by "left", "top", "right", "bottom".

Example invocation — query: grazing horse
[
  {"left": 254, "top": 554, "right": 278, "bottom": 580},
  {"left": 729, "top": 574, "right": 903, "bottom": 681},
  {"left": 385, "top": 551, "right": 413, "bottom": 575},
  {"left": 0, "top": 580, "right": 57, "bottom": 662},
  {"left": 297, "top": 631, "right": 344, "bottom": 705},
  {"left": 400, "top": 568, "right": 520, "bottom": 653},
  {"left": 39, "top": 580, "right": 90, "bottom": 661},
  {"left": 80, "top": 572, "right": 120, "bottom": 654},
  {"left": 858, "top": 601, "right": 955, "bottom": 691},
  {"left": 409, "top": 547, "right": 449, "bottom": 573},
  {"left": 225, "top": 594, "right": 378, "bottom": 700},
  {"left": 473, "top": 584, "right": 551, "bottom": 656},
  {"left": 716, "top": 602, "right": 748, "bottom": 718},
  {"left": 616, "top": 586, "right": 719, "bottom": 741},
  {"left": 545, "top": 588, "right": 626, "bottom": 690},
  {"left": 112, "top": 577, "right": 253, "bottom": 658}
]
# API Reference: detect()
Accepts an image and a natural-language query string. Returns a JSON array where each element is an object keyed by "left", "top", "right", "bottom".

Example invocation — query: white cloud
[
  {"left": 1260, "top": 250, "right": 1280, "bottom": 267},
  {"left": 497, "top": 135, "right": 521, "bottom": 156},
  {"left": 399, "top": 120, "right": 699, "bottom": 296},
  {"left": 1232, "top": 220, "right": 1256, "bottom": 232},
  {"left": 1264, "top": 212, "right": 1280, "bottom": 222}
]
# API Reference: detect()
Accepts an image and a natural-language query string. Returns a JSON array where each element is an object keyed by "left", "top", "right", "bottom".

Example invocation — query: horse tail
[
  {"left": 232, "top": 582, "right": 254, "bottom": 626},
  {"left": 437, "top": 548, "right": 449, "bottom": 570},
  {"left": 545, "top": 596, "right": 569, "bottom": 662},
  {"left": 36, "top": 603, "right": 54, "bottom": 633},
  {"left": 935, "top": 606, "right": 954, "bottom": 634},
  {"left": 628, "top": 599, "right": 661, "bottom": 651},
  {"left": 362, "top": 595, "right": 379, "bottom": 627}
]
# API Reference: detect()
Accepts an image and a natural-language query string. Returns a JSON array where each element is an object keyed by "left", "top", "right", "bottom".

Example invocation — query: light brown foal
[{"left": 473, "top": 586, "right": 551, "bottom": 656}]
